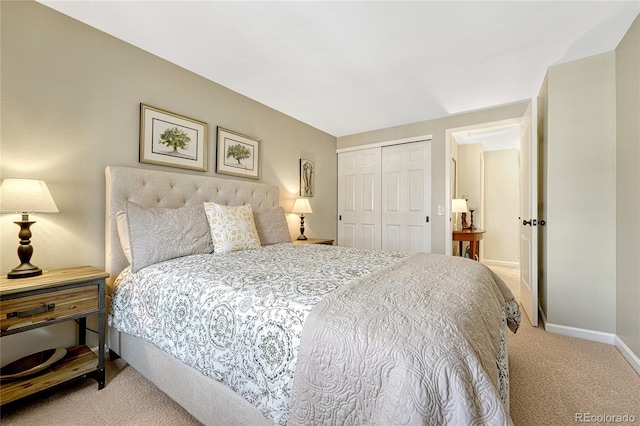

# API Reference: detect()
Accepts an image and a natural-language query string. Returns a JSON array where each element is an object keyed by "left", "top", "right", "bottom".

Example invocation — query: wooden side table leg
[
  {"left": 472, "top": 241, "right": 479, "bottom": 261},
  {"left": 470, "top": 241, "right": 477, "bottom": 261}
]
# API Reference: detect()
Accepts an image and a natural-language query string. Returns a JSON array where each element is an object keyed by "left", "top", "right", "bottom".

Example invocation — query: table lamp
[
  {"left": 292, "top": 198, "right": 312, "bottom": 240},
  {"left": 451, "top": 198, "right": 468, "bottom": 231},
  {"left": 0, "top": 178, "right": 59, "bottom": 279}
]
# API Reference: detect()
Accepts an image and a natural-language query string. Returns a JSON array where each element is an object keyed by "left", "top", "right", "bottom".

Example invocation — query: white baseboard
[
  {"left": 545, "top": 322, "right": 615, "bottom": 345},
  {"left": 544, "top": 322, "right": 640, "bottom": 374},
  {"left": 483, "top": 259, "right": 519, "bottom": 268},
  {"left": 614, "top": 336, "right": 640, "bottom": 375}
]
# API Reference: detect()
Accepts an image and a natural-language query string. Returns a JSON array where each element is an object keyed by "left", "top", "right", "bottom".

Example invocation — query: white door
[
  {"left": 381, "top": 141, "right": 431, "bottom": 252},
  {"left": 337, "top": 148, "right": 381, "bottom": 249},
  {"left": 520, "top": 99, "right": 539, "bottom": 326}
]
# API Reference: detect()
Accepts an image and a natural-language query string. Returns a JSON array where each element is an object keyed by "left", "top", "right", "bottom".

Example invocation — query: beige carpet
[
  {"left": 492, "top": 264, "right": 640, "bottom": 426},
  {"left": 2, "top": 265, "right": 638, "bottom": 425}
]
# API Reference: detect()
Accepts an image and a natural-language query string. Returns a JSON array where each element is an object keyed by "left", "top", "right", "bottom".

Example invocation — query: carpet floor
[
  {"left": 492, "top": 264, "right": 640, "bottom": 426},
  {"left": 1, "top": 264, "right": 638, "bottom": 425}
]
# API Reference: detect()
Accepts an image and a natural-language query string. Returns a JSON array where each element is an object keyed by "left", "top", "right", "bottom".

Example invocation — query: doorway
[{"left": 445, "top": 119, "right": 522, "bottom": 298}]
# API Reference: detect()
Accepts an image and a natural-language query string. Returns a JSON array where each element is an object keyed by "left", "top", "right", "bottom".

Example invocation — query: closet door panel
[
  {"left": 339, "top": 141, "right": 430, "bottom": 252},
  {"left": 382, "top": 141, "right": 431, "bottom": 252},
  {"left": 338, "top": 148, "right": 381, "bottom": 249}
]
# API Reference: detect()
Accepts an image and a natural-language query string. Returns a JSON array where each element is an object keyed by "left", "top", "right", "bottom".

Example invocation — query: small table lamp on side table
[
  {"left": 451, "top": 198, "right": 468, "bottom": 231},
  {"left": 0, "top": 179, "right": 59, "bottom": 279},
  {"left": 292, "top": 198, "right": 312, "bottom": 240}
]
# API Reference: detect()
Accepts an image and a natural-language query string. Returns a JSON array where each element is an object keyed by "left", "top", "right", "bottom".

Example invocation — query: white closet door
[
  {"left": 382, "top": 141, "right": 431, "bottom": 252},
  {"left": 337, "top": 148, "right": 382, "bottom": 249}
]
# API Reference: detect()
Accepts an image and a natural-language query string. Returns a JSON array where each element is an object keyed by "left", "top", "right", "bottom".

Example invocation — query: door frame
[
  {"left": 444, "top": 119, "right": 522, "bottom": 255},
  {"left": 336, "top": 134, "right": 433, "bottom": 154}
]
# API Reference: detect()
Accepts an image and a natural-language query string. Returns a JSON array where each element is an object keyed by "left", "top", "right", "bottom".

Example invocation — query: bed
[{"left": 105, "top": 165, "right": 520, "bottom": 426}]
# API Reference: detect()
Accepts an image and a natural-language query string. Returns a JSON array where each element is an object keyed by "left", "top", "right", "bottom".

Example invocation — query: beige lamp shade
[
  {"left": 451, "top": 198, "right": 467, "bottom": 213},
  {"left": 292, "top": 198, "right": 312, "bottom": 214},
  {"left": 0, "top": 179, "right": 59, "bottom": 214},
  {"left": 451, "top": 198, "right": 468, "bottom": 214},
  {"left": 1, "top": 178, "right": 58, "bottom": 279}
]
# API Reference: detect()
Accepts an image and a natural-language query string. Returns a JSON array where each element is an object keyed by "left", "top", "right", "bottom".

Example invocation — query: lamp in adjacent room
[
  {"left": 292, "top": 198, "right": 312, "bottom": 240},
  {"left": 0, "top": 179, "right": 59, "bottom": 279},
  {"left": 451, "top": 198, "right": 468, "bottom": 231}
]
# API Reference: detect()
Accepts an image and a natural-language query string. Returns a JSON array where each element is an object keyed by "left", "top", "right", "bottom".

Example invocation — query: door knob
[{"left": 523, "top": 219, "right": 532, "bottom": 226}]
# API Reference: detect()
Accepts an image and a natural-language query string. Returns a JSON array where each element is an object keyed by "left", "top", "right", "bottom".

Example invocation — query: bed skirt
[{"left": 109, "top": 327, "right": 272, "bottom": 426}]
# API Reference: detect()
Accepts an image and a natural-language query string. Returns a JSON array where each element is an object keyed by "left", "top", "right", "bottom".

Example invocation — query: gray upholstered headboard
[{"left": 105, "top": 166, "right": 280, "bottom": 287}]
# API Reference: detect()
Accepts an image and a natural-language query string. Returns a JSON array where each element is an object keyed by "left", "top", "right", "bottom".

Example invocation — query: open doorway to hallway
[{"left": 448, "top": 121, "right": 522, "bottom": 302}]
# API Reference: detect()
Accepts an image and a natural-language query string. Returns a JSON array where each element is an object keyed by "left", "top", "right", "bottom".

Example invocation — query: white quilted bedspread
[
  {"left": 288, "top": 252, "right": 520, "bottom": 426},
  {"left": 109, "top": 243, "right": 519, "bottom": 425}
]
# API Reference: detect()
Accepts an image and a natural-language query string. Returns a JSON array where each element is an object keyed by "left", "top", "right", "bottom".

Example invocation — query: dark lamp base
[
  {"left": 297, "top": 235, "right": 308, "bottom": 240},
  {"left": 7, "top": 263, "right": 43, "bottom": 279}
]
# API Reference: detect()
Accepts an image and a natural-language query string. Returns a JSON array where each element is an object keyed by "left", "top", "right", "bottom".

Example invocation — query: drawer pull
[{"left": 7, "top": 303, "right": 55, "bottom": 319}]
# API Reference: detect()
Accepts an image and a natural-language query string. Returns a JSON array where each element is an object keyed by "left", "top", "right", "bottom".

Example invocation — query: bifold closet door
[
  {"left": 337, "top": 148, "right": 381, "bottom": 249},
  {"left": 381, "top": 141, "right": 431, "bottom": 252}
]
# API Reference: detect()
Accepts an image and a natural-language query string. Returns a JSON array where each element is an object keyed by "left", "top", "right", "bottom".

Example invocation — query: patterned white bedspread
[
  {"left": 109, "top": 243, "right": 520, "bottom": 425},
  {"left": 109, "top": 243, "right": 410, "bottom": 424},
  {"left": 288, "top": 252, "right": 520, "bottom": 426}
]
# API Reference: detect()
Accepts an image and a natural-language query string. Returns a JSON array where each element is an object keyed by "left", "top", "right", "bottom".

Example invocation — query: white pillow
[
  {"left": 125, "top": 201, "right": 214, "bottom": 272},
  {"left": 203, "top": 202, "right": 261, "bottom": 253}
]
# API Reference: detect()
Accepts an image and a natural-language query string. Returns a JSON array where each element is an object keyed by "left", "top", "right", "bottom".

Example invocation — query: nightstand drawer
[{"left": 1, "top": 286, "right": 98, "bottom": 333}]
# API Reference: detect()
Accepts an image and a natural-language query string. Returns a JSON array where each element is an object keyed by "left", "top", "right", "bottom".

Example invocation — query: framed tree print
[
  {"left": 216, "top": 127, "right": 261, "bottom": 180},
  {"left": 139, "top": 104, "right": 208, "bottom": 171}
]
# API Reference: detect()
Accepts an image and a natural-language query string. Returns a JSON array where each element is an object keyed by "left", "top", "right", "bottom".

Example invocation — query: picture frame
[
  {"left": 300, "top": 159, "right": 314, "bottom": 197},
  {"left": 216, "top": 127, "right": 261, "bottom": 180},
  {"left": 139, "top": 104, "right": 208, "bottom": 171}
]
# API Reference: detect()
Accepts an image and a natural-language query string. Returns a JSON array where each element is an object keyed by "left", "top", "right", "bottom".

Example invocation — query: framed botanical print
[
  {"left": 139, "top": 104, "right": 208, "bottom": 171},
  {"left": 216, "top": 127, "right": 260, "bottom": 180}
]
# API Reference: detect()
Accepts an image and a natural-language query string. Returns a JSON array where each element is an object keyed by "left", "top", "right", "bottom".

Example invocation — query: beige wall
[
  {"left": 0, "top": 1, "right": 336, "bottom": 362},
  {"left": 484, "top": 149, "right": 520, "bottom": 265},
  {"left": 0, "top": 0, "right": 337, "bottom": 273},
  {"left": 337, "top": 102, "right": 529, "bottom": 254},
  {"left": 545, "top": 52, "right": 617, "bottom": 333},
  {"left": 615, "top": 15, "right": 640, "bottom": 360}
]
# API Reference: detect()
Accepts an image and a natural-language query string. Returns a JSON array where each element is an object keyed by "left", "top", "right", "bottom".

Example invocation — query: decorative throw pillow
[
  {"left": 125, "top": 201, "right": 214, "bottom": 273},
  {"left": 203, "top": 202, "right": 261, "bottom": 253},
  {"left": 116, "top": 210, "right": 132, "bottom": 263},
  {"left": 253, "top": 207, "right": 291, "bottom": 245}
]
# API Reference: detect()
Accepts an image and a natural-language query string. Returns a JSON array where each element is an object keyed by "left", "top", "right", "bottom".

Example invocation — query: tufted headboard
[{"left": 105, "top": 166, "right": 280, "bottom": 287}]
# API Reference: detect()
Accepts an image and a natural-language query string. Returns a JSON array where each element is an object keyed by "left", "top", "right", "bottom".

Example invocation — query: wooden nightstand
[
  {"left": 0, "top": 266, "right": 109, "bottom": 405},
  {"left": 292, "top": 238, "right": 335, "bottom": 245}
]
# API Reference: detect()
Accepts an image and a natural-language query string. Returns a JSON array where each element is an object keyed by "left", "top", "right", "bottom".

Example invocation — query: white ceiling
[{"left": 39, "top": 1, "right": 639, "bottom": 137}]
